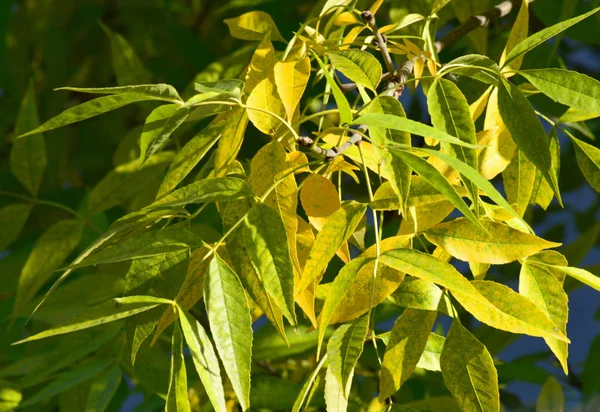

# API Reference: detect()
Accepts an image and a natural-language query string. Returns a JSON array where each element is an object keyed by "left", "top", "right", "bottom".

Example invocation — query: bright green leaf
[
  {"left": 188, "top": 79, "right": 244, "bottom": 105},
  {"left": 416, "top": 333, "right": 445, "bottom": 372},
  {"left": 327, "top": 50, "right": 382, "bottom": 92}
]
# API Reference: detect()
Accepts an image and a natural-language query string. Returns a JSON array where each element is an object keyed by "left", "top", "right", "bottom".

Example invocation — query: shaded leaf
[
  {"left": 536, "top": 376, "right": 564, "bottom": 412},
  {"left": 85, "top": 364, "right": 122, "bottom": 412},
  {"left": 204, "top": 255, "right": 252, "bottom": 411},
  {"left": 151, "top": 177, "right": 252, "bottom": 208},
  {"left": 100, "top": 22, "right": 151, "bottom": 85},
  {"left": 440, "top": 321, "right": 499, "bottom": 412},
  {"left": 56, "top": 84, "right": 182, "bottom": 103},
  {"left": 0, "top": 204, "right": 32, "bottom": 251},
  {"left": 166, "top": 323, "right": 191, "bottom": 412},
  {"left": 213, "top": 108, "right": 249, "bottom": 177},
  {"left": 140, "top": 104, "right": 190, "bottom": 163},
  {"left": 570, "top": 135, "right": 600, "bottom": 192}
]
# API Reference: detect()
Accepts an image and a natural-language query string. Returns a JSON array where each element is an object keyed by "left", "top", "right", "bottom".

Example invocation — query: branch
[
  {"left": 434, "top": 0, "right": 535, "bottom": 53},
  {"left": 361, "top": 11, "right": 396, "bottom": 75},
  {"left": 299, "top": 126, "right": 366, "bottom": 161}
]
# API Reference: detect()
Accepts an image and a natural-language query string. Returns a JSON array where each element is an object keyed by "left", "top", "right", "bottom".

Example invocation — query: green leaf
[
  {"left": 536, "top": 376, "right": 564, "bottom": 412},
  {"left": 416, "top": 333, "right": 445, "bottom": 372},
  {"left": 570, "top": 135, "right": 600, "bottom": 192},
  {"left": 10, "top": 79, "right": 46, "bottom": 196},
  {"left": 314, "top": 53, "right": 353, "bottom": 125},
  {"left": 85, "top": 364, "right": 122, "bottom": 412},
  {"left": 204, "top": 254, "right": 252, "bottom": 411},
  {"left": 188, "top": 79, "right": 244, "bottom": 105},
  {"left": 380, "top": 249, "right": 569, "bottom": 342},
  {"left": 13, "top": 296, "right": 171, "bottom": 344},
  {"left": 504, "top": 6, "right": 600, "bottom": 65},
  {"left": 380, "top": 309, "right": 437, "bottom": 399},
  {"left": 224, "top": 11, "right": 286, "bottom": 42},
  {"left": 0, "top": 387, "right": 21, "bottom": 411},
  {"left": 124, "top": 250, "right": 189, "bottom": 367},
  {"left": 317, "top": 257, "right": 373, "bottom": 354},
  {"left": 14, "top": 219, "right": 83, "bottom": 315},
  {"left": 519, "top": 69, "right": 600, "bottom": 113},
  {"left": 327, "top": 50, "right": 382, "bottom": 92},
  {"left": 179, "top": 311, "right": 227, "bottom": 412},
  {"left": 274, "top": 56, "right": 311, "bottom": 121},
  {"left": 520, "top": 258, "right": 569, "bottom": 373},
  {"left": 298, "top": 201, "right": 367, "bottom": 292},
  {"left": 56, "top": 84, "right": 182, "bottom": 103},
  {"left": 88, "top": 152, "right": 174, "bottom": 213},
  {"left": 388, "top": 150, "right": 481, "bottom": 230},
  {"left": 427, "top": 78, "right": 479, "bottom": 206},
  {"left": 424, "top": 218, "right": 560, "bottom": 264},
  {"left": 72, "top": 226, "right": 202, "bottom": 269},
  {"left": 166, "top": 323, "right": 191, "bottom": 412},
  {"left": 0, "top": 203, "right": 32, "bottom": 251},
  {"left": 19, "top": 358, "right": 113, "bottom": 408},
  {"left": 503, "top": 149, "right": 536, "bottom": 216},
  {"left": 327, "top": 315, "right": 369, "bottom": 392},
  {"left": 17, "top": 94, "right": 159, "bottom": 138},
  {"left": 151, "top": 177, "right": 252, "bottom": 208},
  {"left": 140, "top": 104, "right": 190, "bottom": 163},
  {"left": 363, "top": 96, "right": 411, "bottom": 214},
  {"left": 244, "top": 203, "right": 296, "bottom": 326},
  {"left": 100, "top": 21, "right": 152, "bottom": 86},
  {"left": 442, "top": 54, "right": 501, "bottom": 85},
  {"left": 440, "top": 321, "right": 500, "bottom": 412},
  {"left": 389, "top": 276, "right": 443, "bottom": 311},
  {"left": 497, "top": 80, "right": 561, "bottom": 203}
]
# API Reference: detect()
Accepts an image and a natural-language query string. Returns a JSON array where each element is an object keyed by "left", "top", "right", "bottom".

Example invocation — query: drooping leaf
[
  {"left": 416, "top": 333, "right": 445, "bottom": 372},
  {"left": 151, "top": 177, "right": 252, "bottom": 208},
  {"left": 0, "top": 204, "right": 32, "bottom": 251},
  {"left": 246, "top": 76, "right": 287, "bottom": 135},
  {"left": 499, "top": 0, "right": 529, "bottom": 74},
  {"left": 179, "top": 310, "right": 227, "bottom": 412},
  {"left": 88, "top": 152, "right": 174, "bottom": 213},
  {"left": 56, "top": 84, "right": 182, "bottom": 103},
  {"left": 14, "top": 296, "right": 171, "bottom": 344},
  {"left": 10, "top": 79, "right": 46, "bottom": 196},
  {"left": 497, "top": 80, "right": 561, "bottom": 203},
  {"left": 427, "top": 78, "right": 479, "bottom": 206},
  {"left": 188, "top": 79, "right": 244, "bottom": 104},
  {"left": 224, "top": 11, "right": 286, "bottom": 43},
  {"left": 327, "top": 50, "right": 382, "bottom": 92},
  {"left": 274, "top": 56, "right": 310, "bottom": 121},
  {"left": 570, "top": 135, "right": 600, "bottom": 192},
  {"left": 504, "top": 6, "right": 600, "bottom": 65},
  {"left": 440, "top": 321, "right": 500, "bottom": 412},
  {"left": 389, "top": 277, "right": 443, "bottom": 311},
  {"left": 139, "top": 104, "right": 190, "bottom": 163},
  {"left": 292, "top": 355, "right": 328, "bottom": 412},
  {"left": 314, "top": 53, "right": 353, "bottom": 125},
  {"left": 213, "top": 107, "right": 249, "bottom": 177},
  {"left": 380, "top": 309, "right": 437, "bottom": 400},
  {"left": 204, "top": 254, "right": 252, "bottom": 411},
  {"left": 17, "top": 94, "right": 161, "bottom": 138},
  {"left": 85, "top": 364, "right": 122, "bottom": 412},
  {"left": 166, "top": 323, "right": 191, "bottom": 412},
  {"left": 14, "top": 219, "right": 83, "bottom": 315},
  {"left": 544, "top": 265, "right": 600, "bottom": 292},
  {"left": 244, "top": 203, "right": 297, "bottom": 325},
  {"left": 99, "top": 21, "right": 152, "bottom": 85},
  {"left": 520, "top": 258, "right": 569, "bottom": 373},
  {"left": 424, "top": 218, "right": 560, "bottom": 264},
  {"left": 298, "top": 201, "right": 367, "bottom": 292},
  {"left": 354, "top": 113, "right": 479, "bottom": 148},
  {"left": 536, "top": 376, "right": 564, "bottom": 412},
  {"left": 327, "top": 315, "right": 369, "bottom": 391}
]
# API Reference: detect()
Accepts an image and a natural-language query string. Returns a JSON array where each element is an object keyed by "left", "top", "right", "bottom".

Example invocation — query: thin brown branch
[
  {"left": 435, "top": 0, "right": 535, "bottom": 53},
  {"left": 299, "top": 126, "right": 366, "bottom": 161},
  {"left": 361, "top": 11, "right": 396, "bottom": 75}
]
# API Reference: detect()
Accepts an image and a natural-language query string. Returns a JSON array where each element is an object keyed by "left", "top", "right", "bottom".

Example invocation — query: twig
[
  {"left": 361, "top": 11, "right": 396, "bottom": 75},
  {"left": 299, "top": 126, "right": 366, "bottom": 161},
  {"left": 434, "top": 0, "right": 535, "bottom": 53}
]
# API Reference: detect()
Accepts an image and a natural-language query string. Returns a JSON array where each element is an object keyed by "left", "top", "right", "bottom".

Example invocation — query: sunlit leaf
[
  {"left": 389, "top": 276, "right": 443, "bottom": 311},
  {"left": 416, "top": 333, "right": 445, "bottom": 372},
  {"left": 320, "top": 0, "right": 352, "bottom": 16},
  {"left": 502, "top": 149, "right": 536, "bottom": 216},
  {"left": 246, "top": 76, "right": 287, "bottom": 135},
  {"left": 274, "top": 56, "right": 310, "bottom": 121},
  {"left": 327, "top": 50, "right": 382, "bottom": 92},
  {"left": 14, "top": 219, "right": 83, "bottom": 315},
  {"left": 10, "top": 79, "right": 46, "bottom": 196},
  {"left": 424, "top": 218, "right": 560, "bottom": 264},
  {"left": 166, "top": 323, "right": 191, "bottom": 412},
  {"left": 570, "top": 135, "right": 600, "bottom": 192},
  {"left": 327, "top": 315, "right": 368, "bottom": 391},
  {"left": 499, "top": 0, "right": 528, "bottom": 74},
  {"left": 380, "top": 309, "right": 437, "bottom": 399},
  {"left": 224, "top": 11, "right": 286, "bottom": 42},
  {"left": 204, "top": 254, "right": 252, "bottom": 411},
  {"left": 440, "top": 321, "right": 500, "bottom": 412},
  {"left": 325, "top": 363, "right": 352, "bottom": 412},
  {"left": 188, "top": 79, "right": 244, "bottom": 105},
  {"left": 213, "top": 108, "right": 249, "bottom": 177}
]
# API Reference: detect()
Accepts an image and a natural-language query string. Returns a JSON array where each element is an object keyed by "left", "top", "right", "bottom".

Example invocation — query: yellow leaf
[
  {"left": 333, "top": 11, "right": 359, "bottom": 26},
  {"left": 414, "top": 59, "right": 424, "bottom": 86},
  {"left": 426, "top": 59, "right": 437, "bottom": 76},
  {"left": 369, "top": 0, "right": 384, "bottom": 14},
  {"left": 246, "top": 76, "right": 287, "bottom": 135},
  {"left": 502, "top": 149, "right": 537, "bottom": 216},
  {"left": 245, "top": 37, "right": 276, "bottom": 94},
  {"left": 380, "top": 309, "right": 437, "bottom": 400},
  {"left": 470, "top": 87, "right": 492, "bottom": 122},
  {"left": 274, "top": 57, "right": 310, "bottom": 121},
  {"left": 536, "top": 376, "right": 564, "bottom": 412},
  {"left": 213, "top": 108, "right": 249, "bottom": 177},
  {"left": 324, "top": 156, "right": 360, "bottom": 184},
  {"left": 500, "top": 0, "right": 529, "bottom": 75},
  {"left": 403, "top": 39, "right": 422, "bottom": 56},
  {"left": 300, "top": 173, "right": 341, "bottom": 229},
  {"left": 479, "top": 88, "right": 517, "bottom": 179},
  {"left": 341, "top": 26, "right": 364, "bottom": 50},
  {"left": 224, "top": 11, "right": 286, "bottom": 43},
  {"left": 287, "top": 151, "right": 310, "bottom": 173},
  {"left": 425, "top": 218, "right": 561, "bottom": 264},
  {"left": 520, "top": 257, "right": 569, "bottom": 373}
]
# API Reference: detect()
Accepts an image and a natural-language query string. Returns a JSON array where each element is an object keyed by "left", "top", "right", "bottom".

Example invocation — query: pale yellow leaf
[
  {"left": 500, "top": 0, "right": 529, "bottom": 75},
  {"left": 274, "top": 57, "right": 310, "bottom": 121}
]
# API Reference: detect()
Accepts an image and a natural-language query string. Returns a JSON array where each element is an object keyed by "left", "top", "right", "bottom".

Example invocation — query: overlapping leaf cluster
[{"left": 3, "top": 0, "right": 600, "bottom": 411}]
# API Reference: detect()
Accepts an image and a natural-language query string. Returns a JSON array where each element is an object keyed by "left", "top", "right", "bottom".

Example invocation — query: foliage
[{"left": 2, "top": 0, "right": 600, "bottom": 411}]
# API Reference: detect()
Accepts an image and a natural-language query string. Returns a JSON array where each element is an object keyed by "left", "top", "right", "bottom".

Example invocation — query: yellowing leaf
[
  {"left": 440, "top": 321, "right": 500, "bottom": 412},
  {"left": 425, "top": 218, "right": 560, "bottom": 264},
  {"left": 502, "top": 149, "right": 536, "bottom": 216},
  {"left": 389, "top": 276, "right": 443, "bottom": 311},
  {"left": 520, "top": 259, "right": 569, "bottom": 373},
  {"left": 246, "top": 76, "right": 286, "bottom": 135},
  {"left": 224, "top": 11, "right": 285, "bottom": 42},
  {"left": 246, "top": 37, "right": 276, "bottom": 94},
  {"left": 300, "top": 173, "right": 341, "bottom": 231},
  {"left": 325, "top": 363, "right": 352, "bottom": 412},
  {"left": 297, "top": 201, "right": 367, "bottom": 293},
  {"left": 320, "top": 0, "right": 352, "bottom": 16},
  {"left": 500, "top": 0, "right": 529, "bottom": 74},
  {"left": 274, "top": 57, "right": 310, "bottom": 121},
  {"left": 380, "top": 309, "right": 437, "bottom": 400},
  {"left": 327, "top": 315, "right": 369, "bottom": 391},
  {"left": 327, "top": 50, "right": 382, "bottom": 92},
  {"left": 536, "top": 376, "right": 564, "bottom": 412},
  {"left": 417, "top": 333, "right": 445, "bottom": 372}
]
